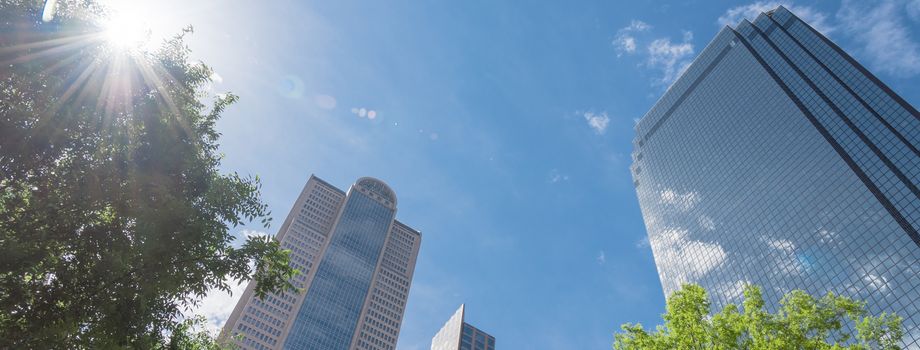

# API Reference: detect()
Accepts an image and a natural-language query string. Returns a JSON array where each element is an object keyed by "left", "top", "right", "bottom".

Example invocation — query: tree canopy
[
  {"left": 614, "top": 284, "right": 903, "bottom": 350},
  {"left": 1, "top": 1, "right": 297, "bottom": 348}
]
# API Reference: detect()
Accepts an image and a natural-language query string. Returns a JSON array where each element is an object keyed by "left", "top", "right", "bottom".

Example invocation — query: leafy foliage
[
  {"left": 614, "top": 284, "right": 903, "bottom": 350},
  {"left": 0, "top": 0, "right": 297, "bottom": 348},
  {"left": 161, "top": 316, "right": 228, "bottom": 350}
]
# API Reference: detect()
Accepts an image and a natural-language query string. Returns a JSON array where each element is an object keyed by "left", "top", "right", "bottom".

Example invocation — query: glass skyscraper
[
  {"left": 631, "top": 6, "right": 920, "bottom": 346},
  {"left": 431, "top": 305, "right": 496, "bottom": 350},
  {"left": 220, "top": 176, "right": 422, "bottom": 350}
]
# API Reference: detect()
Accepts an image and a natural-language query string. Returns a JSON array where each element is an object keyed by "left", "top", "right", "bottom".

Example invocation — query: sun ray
[
  {"left": 6, "top": 0, "right": 202, "bottom": 155},
  {"left": 0, "top": 33, "right": 102, "bottom": 66},
  {"left": 55, "top": 56, "right": 103, "bottom": 110},
  {"left": 40, "top": 45, "right": 95, "bottom": 76},
  {"left": 0, "top": 32, "right": 96, "bottom": 56},
  {"left": 135, "top": 56, "right": 181, "bottom": 116}
]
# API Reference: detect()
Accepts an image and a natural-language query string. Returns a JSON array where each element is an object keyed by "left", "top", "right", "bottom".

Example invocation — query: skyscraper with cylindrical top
[{"left": 220, "top": 175, "right": 421, "bottom": 350}]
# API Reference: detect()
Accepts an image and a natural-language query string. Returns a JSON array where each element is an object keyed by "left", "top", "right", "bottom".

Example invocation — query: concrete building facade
[{"left": 431, "top": 305, "right": 495, "bottom": 350}]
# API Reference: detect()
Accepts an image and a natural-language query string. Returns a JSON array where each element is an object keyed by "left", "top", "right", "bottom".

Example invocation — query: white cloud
[
  {"left": 615, "top": 36, "right": 638, "bottom": 55},
  {"left": 909, "top": 0, "right": 920, "bottom": 20},
  {"left": 210, "top": 71, "right": 224, "bottom": 84},
  {"left": 763, "top": 238, "right": 807, "bottom": 275},
  {"left": 635, "top": 236, "right": 650, "bottom": 249},
  {"left": 765, "top": 238, "right": 795, "bottom": 253},
  {"left": 202, "top": 69, "right": 224, "bottom": 94},
  {"left": 596, "top": 250, "right": 606, "bottom": 265},
  {"left": 625, "top": 19, "right": 652, "bottom": 32},
  {"left": 646, "top": 37, "right": 694, "bottom": 86},
  {"left": 698, "top": 215, "right": 716, "bottom": 231},
  {"left": 613, "top": 20, "right": 652, "bottom": 56},
  {"left": 613, "top": 19, "right": 694, "bottom": 86},
  {"left": 548, "top": 169, "right": 570, "bottom": 183},
  {"left": 838, "top": 0, "right": 920, "bottom": 76},
  {"left": 717, "top": 1, "right": 835, "bottom": 34},
  {"left": 583, "top": 111, "right": 610, "bottom": 134},
  {"left": 185, "top": 279, "right": 247, "bottom": 335},
  {"left": 715, "top": 280, "right": 750, "bottom": 303},
  {"left": 240, "top": 229, "right": 268, "bottom": 239},
  {"left": 864, "top": 273, "right": 890, "bottom": 293},
  {"left": 817, "top": 228, "right": 838, "bottom": 244},
  {"left": 716, "top": 1, "right": 920, "bottom": 76},
  {"left": 659, "top": 189, "right": 700, "bottom": 212},
  {"left": 650, "top": 228, "right": 726, "bottom": 284}
]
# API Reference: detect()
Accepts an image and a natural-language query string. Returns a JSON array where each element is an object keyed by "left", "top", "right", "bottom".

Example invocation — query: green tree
[
  {"left": 0, "top": 0, "right": 297, "bottom": 348},
  {"left": 162, "top": 316, "right": 227, "bottom": 350},
  {"left": 614, "top": 284, "right": 903, "bottom": 350}
]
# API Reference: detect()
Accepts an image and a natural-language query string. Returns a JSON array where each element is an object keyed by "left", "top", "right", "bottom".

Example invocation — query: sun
[
  {"left": 103, "top": 16, "right": 149, "bottom": 49},
  {"left": 99, "top": 1, "right": 153, "bottom": 50}
]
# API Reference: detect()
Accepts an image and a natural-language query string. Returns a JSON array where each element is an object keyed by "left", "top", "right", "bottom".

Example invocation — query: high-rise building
[
  {"left": 431, "top": 305, "right": 495, "bottom": 350},
  {"left": 631, "top": 5, "right": 920, "bottom": 346},
  {"left": 220, "top": 176, "right": 422, "bottom": 350}
]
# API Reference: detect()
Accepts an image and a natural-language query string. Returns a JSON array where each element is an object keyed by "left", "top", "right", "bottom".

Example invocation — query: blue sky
[{"left": 113, "top": 0, "right": 920, "bottom": 348}]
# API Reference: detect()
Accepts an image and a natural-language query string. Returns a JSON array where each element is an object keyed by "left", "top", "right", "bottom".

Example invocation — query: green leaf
[{"left": 613, "top": 284, "right": 904, "bottom": 350}]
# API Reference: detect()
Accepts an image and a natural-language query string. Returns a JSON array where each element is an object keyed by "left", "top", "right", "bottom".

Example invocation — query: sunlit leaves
[
  {"left": 614, "top": 284, "right": 904, "bottom": 350},
  {"left": 0, "top": 0, "right": 296, "bottom": 348}
]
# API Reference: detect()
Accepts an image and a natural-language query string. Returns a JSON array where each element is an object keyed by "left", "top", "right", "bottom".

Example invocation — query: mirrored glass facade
[
  {"left": 220, "top": 176, "right": 422, "bottom": 350},
  {"left": 631, "top": 6, "right": 920, "bottom": 346},
  {"left": 284, "top": 189, "right": 395, "bottom": 349}
]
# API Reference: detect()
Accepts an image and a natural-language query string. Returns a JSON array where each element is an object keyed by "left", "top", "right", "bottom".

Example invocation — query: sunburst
[{"left": 1, "top": 0, "right": 186, "bottom": 125}]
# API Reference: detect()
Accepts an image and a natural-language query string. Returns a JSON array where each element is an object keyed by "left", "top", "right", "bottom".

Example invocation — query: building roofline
[
  {"left": 309, "top": 174, "right": 346, "bottom": 195},
  {"left": 393, "top": 220, "right": 422, "bottom": 237}
]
